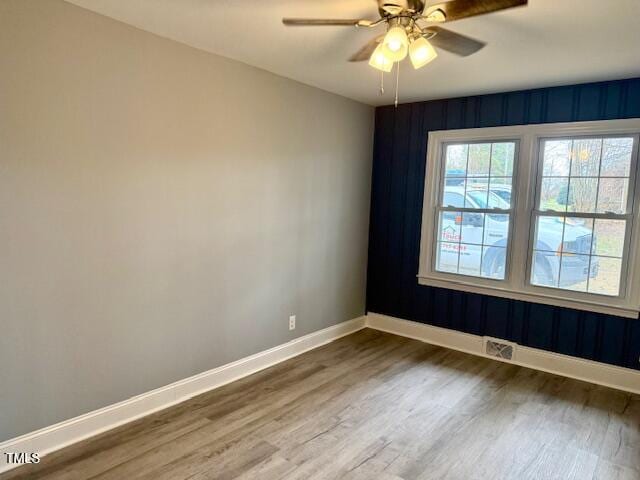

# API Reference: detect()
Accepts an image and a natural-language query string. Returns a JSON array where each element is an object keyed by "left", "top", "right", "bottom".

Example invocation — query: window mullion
[
  {"left": 589, "top": 141, "right": 605, "bottom": 298},
  {"left": 555, "top": 216, "right": 568, "bottom": 288},
  {"left": 593, "top": 139, "right": 604, "bottom": 214},
  {"left": 565, "top": 139, "right": 574, "bottom": 216},
  {"left": 533, "top": 210, "right": 630, "bottom": 220},
  {"left": 509, "top": 135, "right": 539, "bottom": 289},
  {"left": 439, "top": 206, "right": 512, "bottom": 214}
]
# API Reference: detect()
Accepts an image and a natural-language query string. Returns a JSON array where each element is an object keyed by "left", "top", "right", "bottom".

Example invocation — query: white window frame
[{"left": 418, "top": 119, "right": 640, "bottom": 318}]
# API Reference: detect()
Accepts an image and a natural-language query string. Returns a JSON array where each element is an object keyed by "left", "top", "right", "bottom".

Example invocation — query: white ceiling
[{"left": 66, "top": 0, "right": 640, "bottom": 106}]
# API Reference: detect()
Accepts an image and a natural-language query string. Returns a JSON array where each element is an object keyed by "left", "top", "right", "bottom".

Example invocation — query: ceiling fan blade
[
  {"left": 425, "top": 26, "right": 486, "bottom": 56},
  {"left": 425, "top": 0, "right": 527, "bottom": 22},
  {"left": 282, "top": 18, "right": 363, "bottom": 26},
  {"left": 349, "top": 36, "right": 383, "bottom": 62}
]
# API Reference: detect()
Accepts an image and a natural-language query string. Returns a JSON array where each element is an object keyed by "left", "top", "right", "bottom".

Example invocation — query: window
[
  {"left": 435, "top": 141, "right": 515, "bottom": 280},
  {"left": 419, "top": 120, "right": 640, "bottom": 318},
  {"left": 531, "top": 137, "right": 634, "bottom": 296}
]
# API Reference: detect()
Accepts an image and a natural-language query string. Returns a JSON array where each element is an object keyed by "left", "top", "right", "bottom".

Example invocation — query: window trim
[{"left": 418, "top": 119, "right": 640, "bottom": 319}]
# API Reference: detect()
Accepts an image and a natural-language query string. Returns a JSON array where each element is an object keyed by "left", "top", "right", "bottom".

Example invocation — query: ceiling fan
[{"left": 283, "top": 0, "right": 527, "bottom": 73}]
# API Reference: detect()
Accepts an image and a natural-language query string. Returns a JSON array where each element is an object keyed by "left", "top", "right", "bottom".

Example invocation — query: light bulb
[
  {"left": 368, "top": 43, "right": 393, "bottom": 72},
  {"left": 382, "top": 25, "right": 409, "bottom": 62},
  {"left": 409, "top": 37, "right": 438, "bottom": 69}
]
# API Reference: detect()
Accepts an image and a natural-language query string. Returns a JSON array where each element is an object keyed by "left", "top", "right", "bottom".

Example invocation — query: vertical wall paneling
[{"left": 367, "top": 78, "right": 640, "bottom": 370}]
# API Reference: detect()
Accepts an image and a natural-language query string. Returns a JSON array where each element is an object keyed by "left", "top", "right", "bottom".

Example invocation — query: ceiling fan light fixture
[
  {"left": 409, "top": 36, "right": 438, "bottom": 69},
  {"left": 381, "top": 25, "right": 409, "bottom": 61},
  {"left": 369, "top": 43, "right": 394, "bottom": 72}
]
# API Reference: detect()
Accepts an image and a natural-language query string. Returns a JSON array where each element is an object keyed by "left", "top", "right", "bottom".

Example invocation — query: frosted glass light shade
[
  {"left": 382, "top": 26, "right": 409, "bottom": 62},
  {"left": 409, "top": 37, "right": 438, "bottom": 69},
  {"left": 369, "top": 43, "right": 394, "bottom": 72}
]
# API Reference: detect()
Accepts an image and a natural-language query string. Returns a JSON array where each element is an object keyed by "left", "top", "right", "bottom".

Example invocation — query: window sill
[{"left": 417, "top": 275, "right": 640, "bottom": 319}]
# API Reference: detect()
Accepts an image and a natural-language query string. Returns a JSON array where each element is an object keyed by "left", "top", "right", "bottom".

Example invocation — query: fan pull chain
[
  {"left": 379, "top": 71, "right": 384, "bottom": 95},
  {"left": 394, "top": 61, "right": 400, "bottom": 108}
]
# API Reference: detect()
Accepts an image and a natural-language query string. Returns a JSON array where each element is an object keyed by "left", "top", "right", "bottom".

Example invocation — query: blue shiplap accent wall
[{"left": 367, "top": 78, "right": 640, "bottom": 370}]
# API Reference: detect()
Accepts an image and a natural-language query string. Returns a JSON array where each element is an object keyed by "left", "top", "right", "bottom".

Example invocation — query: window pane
[
  {"left": 540, "top": 177, "right": 568, "bottom": 211},
  {"left": 442, "top": 141, "right": 515, "bottom": 211},
  {"left": 592, "top": 220, "right": 625, "bottom": 257},
  {"left": 539, "top": 136, "right": 635, "bottom": 219},
  {"left": 538, "top": 136, "right": 634, "bottom": 214},
  {"left": 442, "top": 190, "right": 465, "bottom": 207},
  {"left": 490, "top": 143, "right": 515, "bottom": 177},
  {"left": 465, "top": 179, "right": 488, "bottom": 208},
  {"left": 531, "top": 215, "right": 626, "bottom": 296},
  {"left": 601, "top": 138, "right": 633, "bottom": 177},
  {"left": 531, "top": 251, "right": 558, "bottom": 287},
  {"left": 438, "top": 211, "right": 461, "bottom": 243},
  {"left": 542, "top": 140, "right": 572, "bottom": 176},
  {"left": 489, "top": 177, "right": 512, "bottom": 207},
  {"left": 483, "top": 246, "right": 506, "bottom": 279},
  {"left": 487, "top": 190, "right": 511, "bottom": 210},
  {"left": 567, "top": 178, "right": 598, "bottom": 213},
  {"left": 534, "top": 216, "right": 565, "bottom": 253},
  {"left": 596, "top": 178, "right": 628, "bottom": 214},
  {"left": 458, "top": 243, "right": 482, "bottom": 276},
  {"left": 570, "top": 139, "right": 601, "bottom": 177},
  {"left": 436, "top": 242, "right": 459, "bottom": 273},
  {"left": 484, "top": 214, "right": 509, "bottom": 247},
  {"left": 558, "top": 253, "right": 589, "bottom": 292},
  {"left": 460, "top": 212, "right": 484, "bottom": 245},
  {"left": 561, "top": 217, "right": 593, "bottom": 255},
  {"left": 467, "top": 144, "right": 491, "bottom": 176},
  {"left": 445, "top": 144, "right": 468, "bottom": 178},
  {"left": 588, "top": 257, "right": 622, "bottom": 296}
]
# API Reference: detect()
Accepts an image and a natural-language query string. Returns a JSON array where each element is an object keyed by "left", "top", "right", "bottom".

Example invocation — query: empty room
[{"left": 2, "top": 0, "right": 640, "bottom": 479}]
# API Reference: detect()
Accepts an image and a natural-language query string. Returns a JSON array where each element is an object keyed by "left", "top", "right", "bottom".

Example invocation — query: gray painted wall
[{"left": 0, "top": 0, "right": 373, "bottom": 441}]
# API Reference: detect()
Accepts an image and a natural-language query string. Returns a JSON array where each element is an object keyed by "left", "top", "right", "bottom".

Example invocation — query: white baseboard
[
  {"left": 3, "top": 312, "right": 637, "bottom": 474},
  {"left": 0, "top": 316, "right": 366, "bottom": 474},
  {"left": 366, "top": 312, "right": 640, "bottom": 395}
]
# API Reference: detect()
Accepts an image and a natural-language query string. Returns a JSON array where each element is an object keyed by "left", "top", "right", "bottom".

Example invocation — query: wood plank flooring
[{"left": 2, "top": 329, "right": 639, "bottom": 480}]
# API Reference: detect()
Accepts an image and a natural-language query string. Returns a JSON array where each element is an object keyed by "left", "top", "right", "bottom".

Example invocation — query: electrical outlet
[{"left": 289, "top": 315, "right": 296, "bottom": 331}]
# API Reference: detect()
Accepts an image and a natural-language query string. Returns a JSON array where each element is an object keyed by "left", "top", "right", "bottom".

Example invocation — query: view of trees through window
[
  {"left": 422, "top": 123, "right": 640, "bottom": 314},
  {"left": 434, "top": 137, "right": 635, "bottom": 296},
  {"left": 532, "top": 137, "right": 634, "bottom": 296}
]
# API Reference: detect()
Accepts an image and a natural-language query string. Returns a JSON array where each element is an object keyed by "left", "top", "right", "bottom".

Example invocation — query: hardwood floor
[{"left": 2, "top": 329, "right": 639, "bottom": 480}]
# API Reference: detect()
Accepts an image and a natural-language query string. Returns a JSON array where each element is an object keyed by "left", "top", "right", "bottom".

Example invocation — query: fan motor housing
[{"left": 379, "top": 0, "right": 426, "bottom": 16}]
